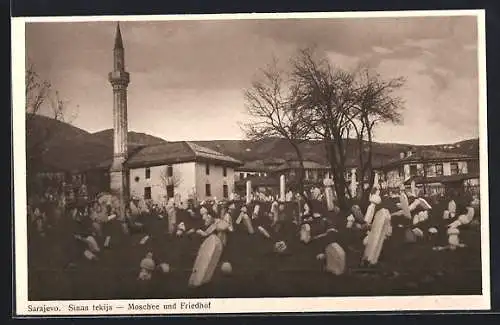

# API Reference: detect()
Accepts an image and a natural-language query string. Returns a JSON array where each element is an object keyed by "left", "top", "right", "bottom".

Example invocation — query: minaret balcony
[{"left": 108, "top": 71, "right": 130, "bottom": 86}]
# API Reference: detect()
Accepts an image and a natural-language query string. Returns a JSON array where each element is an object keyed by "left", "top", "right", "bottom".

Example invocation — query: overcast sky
[{"left": 25, "top": 15, "right": 480, "bottom": 145}]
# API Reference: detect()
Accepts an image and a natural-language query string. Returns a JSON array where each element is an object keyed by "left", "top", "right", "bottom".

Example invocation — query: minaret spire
[
  {"left": 108, "top": 22, "right": 130, "bottom": 217},
  {"left": 114, "top": 22, "right": 124, "bottom": 50},
  {"left": 113, "top": 22, "right": 125, "bottom": 71}
]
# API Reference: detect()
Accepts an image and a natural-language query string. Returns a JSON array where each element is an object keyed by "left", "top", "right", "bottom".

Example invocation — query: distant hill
[
  {"left": 26, "top": 115, "right": 111, "bottom": 172},
  {"left": 191, "top": 137, "right": 480, "bottom": 166},
  {"left": 25, "top": 116, "right": 480, "bottom": 172},
  {"left": 26, "top": 115, "right": 92, "bottom": 145},
  {"left": 423, "top": 139, "right": 480, "bottom": 157},
  {"left": 91, "top": 129, "right": 167, "bottom": 147},
  {"left": 26, "top": 116, "right": 167, "bottom": 172}
]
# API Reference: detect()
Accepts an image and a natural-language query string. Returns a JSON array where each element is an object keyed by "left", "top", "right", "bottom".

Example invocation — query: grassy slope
[
  {"left": 28, "top": 200, "right": 481, "bottom": 300},
  {"left": 27, "top": 116, "right": 480, "bottom": 171}
]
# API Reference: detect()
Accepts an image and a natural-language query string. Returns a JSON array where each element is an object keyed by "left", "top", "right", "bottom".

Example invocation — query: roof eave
[
  {"left": 382, "top": 156, "right": 477, "bottom": 170},
  {"left": 126, "top": 156, "right": 242, "bottom": 169}
]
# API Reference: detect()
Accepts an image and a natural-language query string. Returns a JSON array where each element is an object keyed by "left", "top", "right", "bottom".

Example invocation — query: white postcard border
[{"left": 11, "top": 10, "right": 490, "bottom": 316}]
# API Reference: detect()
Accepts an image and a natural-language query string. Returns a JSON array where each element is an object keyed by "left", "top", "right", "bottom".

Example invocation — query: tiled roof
[
  {"left": 94, "top": 144, "right": 146, "bottom": 170},
  {"left": 403, "top": 172, "right": 480, "bottom": 185},
  {"left": 274, "top": 160, "right": 329, "bottom": 172},
  {"left": 235, "top": 176, "right": 280, "bottom": 187},
  {"left": 384, "top": 149, "right": 475, "bottom": 168},
  {"left": 185, "top": 142, "right": 241, "bottom": 164},
  {"left": 235, "top": 160, "right": 270, "bottom": 172},
  {"left": 124, "top": 141, "right": 242, "bottom": 168}
]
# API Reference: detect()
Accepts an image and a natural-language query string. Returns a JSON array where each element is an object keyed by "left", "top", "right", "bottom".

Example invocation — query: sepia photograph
[{"left": 12, "top": 10, "right": 489, "bottom": 315}]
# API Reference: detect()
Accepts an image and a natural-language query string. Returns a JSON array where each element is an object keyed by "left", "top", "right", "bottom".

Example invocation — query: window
[
  {"left": 223, "top": 167, "right": 227, "bottom": 177},
  {"left": 205, "top": 184, "right": 211, "bottom": 196},
  {"left": 223, "top": 184, "right": 228, "bottom": 198},
  {"left": 409, "top": 165, "right": 417, "bottom": 177},
  {"left": 166, "top": 185, "right": 174, "bottom": 198},
  {"left": 399, "top": 166, "right": 405, "bottom": 178},
  {"left": 468, "top": 160, "right": 479, "bottom": 174},
  {"left": 435, "top": 164, "right": 443, "bottom": 176},
  {"left": 239, "top": 172, "right": 244, "bottom": 179},
  {"left": 145, "top": 168, "right": 151, "bottom": 179},
  {"left": 425, "top": 164, "right": 435, "bottom": 177},
  {"left": 450, "top": 162, "right": 459, "bottom": 175},
  {"left": 144, "top": 187, "right": 152, "bottom": 200},
  {"left": 166, "top": 166, "right": 173, "bottom": 177},
  {"left": 205, "top": 163, "right": 210, "bottom": 175}
]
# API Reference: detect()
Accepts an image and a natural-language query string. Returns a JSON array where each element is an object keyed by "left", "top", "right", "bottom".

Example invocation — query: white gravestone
[
  {"left": 246, "top": 180, "right": 252, "bottom": 205},
  {"left": 138, "top": 252, "right": 155, "bottom": 281},
  {"left": 323, "top": 178, "right": 335, "bottom": 212},
  {"left": 279, "top": 175, "right": 286, "bottom": 202},
  {"left": 373, "top": 172, "right": 380, "bottom": 189},
  {"left": 350, "top": 168, "right": 357, "bottom": 198},
  {"left": 351, "top": 205, "right": 364, "bottom": 223},
  {"left": 325, "top": 243, "right": 346, "bottom": 275},
  {"left": 392, "top": 188, "right": 411, "bottom": 219},
  {"left": 174, "top": 193, "right": 182, "bottom": 208},
  {"left": 408, "top": 198, "right": 421, "bottom": 212},
  {"left": 188, "top": 234, "right": 224, "bottom": 287},
  {"left": 410, "top": 180, "right": 417, "bottom": 197},
  {"left": 363, "top": 208, "right": 391, "bottom": 265},
  {"left": 447, "top": 228, "right": 461, "bottom": 250},
  {"left": 324, "top": 186, "right": 335, "bottom": 211},
  {"left": 448, "top": 200, "right": 457, "bottom": 218},
  {"left": 364, "top": 188, "right": 381, "bottom": 225},
  {"left": 346, "top": 215, "right": 355, "bottom": 228}
]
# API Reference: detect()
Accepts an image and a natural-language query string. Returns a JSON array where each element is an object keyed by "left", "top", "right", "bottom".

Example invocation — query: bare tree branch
[
  {"left": 241, "top": 58, "right": 312, "bottom": 201},
  {"left": 25, "top": 62, "right": 79, "bottom": 195}
]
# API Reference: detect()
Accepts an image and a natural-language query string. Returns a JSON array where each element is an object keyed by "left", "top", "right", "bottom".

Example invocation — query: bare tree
[
  {"left": 26, "top": 63, "right": 51, "bottom": 121},
  {"left": 350, "top": 66, "right": 405, "bottom": 206},
  {"left": 25, "top": 62, "right": 78, "bottom": 194},
  {"left": 160, "top": 166, "right": 183, "bottom": 201},
  {"left": 290, "top": 48, "right": 405, "bottom": 209},
  {"left": 242, "top": 48, "right": 405, "bottom": 211},
  {"left": 241, "top": 59, "right": 312, "bottom": 201},
  {"left": 290, "top": 48, "right": 358, "bottom": 210}
]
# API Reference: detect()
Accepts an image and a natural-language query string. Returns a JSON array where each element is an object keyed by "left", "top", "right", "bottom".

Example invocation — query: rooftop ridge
[{"left": 186, "top": 141, "right": 226, "bottom": 157}]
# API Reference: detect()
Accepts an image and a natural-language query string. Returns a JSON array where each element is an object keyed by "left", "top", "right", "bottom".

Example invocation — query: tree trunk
[
  {"left": 290, "top": 141, "right": 312, "bottom": 211},
  {"left": 421, "top": 152, "right": 428, "bottom": 196},
  {"left": 360, "top": 130, "right": 375, "bottom": 208},
  {"left": 325, "top": 139, "right": 348, "bottom": 210}
]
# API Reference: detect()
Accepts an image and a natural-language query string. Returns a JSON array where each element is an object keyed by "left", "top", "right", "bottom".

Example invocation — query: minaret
[{"left": 108, "top": 22, "right": 130, "bottom": 209}]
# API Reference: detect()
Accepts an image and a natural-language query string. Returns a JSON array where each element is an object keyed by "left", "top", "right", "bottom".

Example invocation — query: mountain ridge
[{"left": 26, "top": 116, "right": 479, "bottom": 171}]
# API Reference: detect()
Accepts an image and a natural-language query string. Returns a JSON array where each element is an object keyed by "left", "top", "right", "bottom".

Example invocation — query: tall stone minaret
[{"left": 108, "top": 22, "right": 130, "bottom": 207}]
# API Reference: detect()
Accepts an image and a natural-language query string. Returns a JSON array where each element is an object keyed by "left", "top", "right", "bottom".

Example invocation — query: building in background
[
  {"left": 234, "top": 160, "right": 270, "bottom": 182},
  {"left": 126, "top": 141, "right": 241, "bottom": 202},
  {"left": 28, "top": 24, "right": 481, "bottom": 205},
  {"left": 272, "top": 160, "right": 331, "bottom": 183},
  {"left": 382, "top": 149, "right": 480, "bottom": 196}
]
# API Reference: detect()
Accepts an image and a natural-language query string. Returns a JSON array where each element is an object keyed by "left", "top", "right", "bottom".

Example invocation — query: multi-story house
[{"left": 381, "top": 149, "right": 480, "bottom": 196}]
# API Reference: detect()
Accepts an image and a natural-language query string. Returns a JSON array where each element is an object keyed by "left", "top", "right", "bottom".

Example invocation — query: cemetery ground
[{"left": 27, "top": 208, "right": 482, "bottom": 301}]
